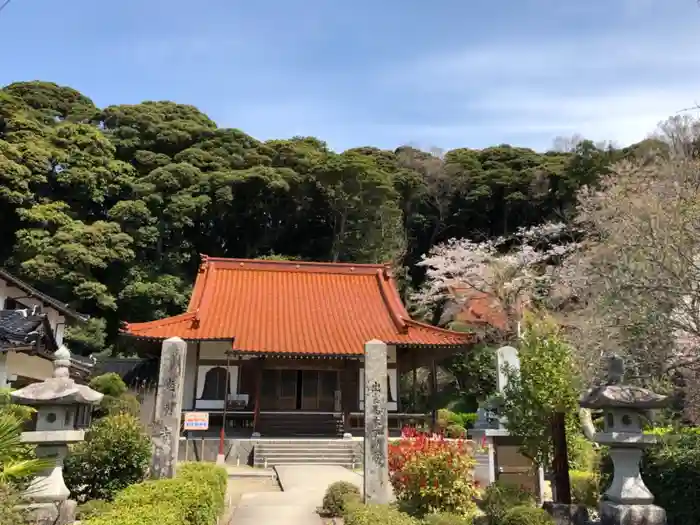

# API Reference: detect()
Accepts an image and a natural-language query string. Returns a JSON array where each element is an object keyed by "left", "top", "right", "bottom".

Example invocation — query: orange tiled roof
[
  {"left": 450, "top": 287, "right": 509, "bottom": 331},
  {"left": 122, "top": 257, "right": 473, "bottom": 356}
]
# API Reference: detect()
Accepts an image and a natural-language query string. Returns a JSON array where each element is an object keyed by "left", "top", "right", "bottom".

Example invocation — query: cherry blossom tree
[{"left": 412, "top": 222, "right": 581, "bottom": 336}]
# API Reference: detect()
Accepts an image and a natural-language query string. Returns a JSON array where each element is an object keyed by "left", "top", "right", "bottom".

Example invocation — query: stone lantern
[
  {"left": 10, "top": 345, "right": 103, "bottom": 525},
  {"left": 579, "top": 355, "right": 668, "bottom": 525}
]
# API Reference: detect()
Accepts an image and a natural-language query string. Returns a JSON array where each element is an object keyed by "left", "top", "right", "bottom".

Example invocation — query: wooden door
[
  {"left": 279, "top": 370, "right": 298, "bottom": 410},
  {"left": 319, "top": 371, "right": 337, "bottom": 411},
  {"left": 260, "top": 369, "right": 298, "bottom": 410},
  {"left": 301, "top": 370, "right": 319, "bottom": 410},
  {"left": 301, "top": 370, "right": 338, "bottom": 411}
]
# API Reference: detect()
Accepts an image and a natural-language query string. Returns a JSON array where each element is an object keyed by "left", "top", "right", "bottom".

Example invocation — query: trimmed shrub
[
  {"left": 481, "top": 482, "right": 535, "bottom": 525},
  {"left": 437, "top": 410, "right": 477, "bottom": 433},
  {"left": 178, "top": 461, "right": 228, "bottom": 514},
  {"left": 569, "top": 470, "right": 598, "bottom": 508},
  {"left": 445, "top": 424, "right": 468, "bottom": 439},
  {"left": 64, "top": 413, "right": 151, "bottom": 502},
  {"left": 389, "top": 431, "right": 477, "bottom": 516},
  {"left": 115, "top": 478, "right": 218, "bottom": 525},
  {"left": 321, "top": 480, "right": 361, "bottom": 517},
  {"left": 501, "top": 506, "right": 553, "bottom": 525},
  {"left": 89, "top": 373, "right": 128, "bottom": 398},
  {"left": 83, "top": 502, "right": 181, "bottom": 525},
  {"left": 344, "top": 503, "right": 420, "bottom": 525},
  {"left": 76, "top": 500, "right": 112, "bottom": 520},
  {"left": 85, "top": 463, "right": 228, "bottom": 525},
  {"left": 422, "top": 511, "right": 475, "bottom": 525}
]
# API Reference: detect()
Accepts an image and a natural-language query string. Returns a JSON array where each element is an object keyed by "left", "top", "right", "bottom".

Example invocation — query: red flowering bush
[{"left": 389, "top": 427, "right": 478, "bottom": 517}]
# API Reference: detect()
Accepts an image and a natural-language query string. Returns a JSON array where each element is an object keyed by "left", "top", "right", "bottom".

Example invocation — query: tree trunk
[{"left": 551, "top": 411, "right": 571, "bottom": 504}]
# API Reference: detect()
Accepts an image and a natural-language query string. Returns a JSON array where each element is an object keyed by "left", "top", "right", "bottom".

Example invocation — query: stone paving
[{"left": 228, "top": 465, "right": 363, "bottom": 525}]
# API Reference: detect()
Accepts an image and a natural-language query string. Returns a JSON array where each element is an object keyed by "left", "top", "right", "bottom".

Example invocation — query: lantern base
[
  {"left": 600, "top": 501, "right": 666, "bottom": 525},
  {"left": 16, "top": 499, "right": 77, "bottom": 525}
]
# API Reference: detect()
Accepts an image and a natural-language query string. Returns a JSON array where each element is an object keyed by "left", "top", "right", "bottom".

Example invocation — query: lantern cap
[{"left": 10, "top": 346, "right": 104, "bottom": 406}]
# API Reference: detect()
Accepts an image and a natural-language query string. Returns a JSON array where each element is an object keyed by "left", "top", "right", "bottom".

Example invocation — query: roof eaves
[{"left": 0, "top": 269, "right": 89, "bottom": 323}]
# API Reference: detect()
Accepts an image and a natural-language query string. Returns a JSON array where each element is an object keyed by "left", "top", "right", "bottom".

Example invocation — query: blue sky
[{"left": 2, "top": 0, "right": 698, "bottom": 152}]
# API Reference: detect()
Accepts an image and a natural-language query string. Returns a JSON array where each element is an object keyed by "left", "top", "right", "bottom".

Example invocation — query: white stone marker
[
  {"left": 496, "top": 345, "right": 520, "bottom": 393},
  {"left": 363, "top": 339, "right": 390, "bottom": 505},
  {"left": 151, "top": 336, "right": 187, "bottom": 479}
]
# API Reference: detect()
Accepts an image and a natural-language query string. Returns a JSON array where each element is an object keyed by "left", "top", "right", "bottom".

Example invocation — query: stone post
[
  {"left": 0, "top": 351, "right": 8, "bottom": 388},
  {"left": 363, "top": 339, "right": 390, "bottom": 505},
  {"left": 151, "top": 336, "right": 187, "bottom": 479}
]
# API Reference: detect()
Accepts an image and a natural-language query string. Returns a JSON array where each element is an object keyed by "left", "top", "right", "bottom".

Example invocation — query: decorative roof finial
[{"left": 606, "top": 354, "right": 625, "bottom": 385}]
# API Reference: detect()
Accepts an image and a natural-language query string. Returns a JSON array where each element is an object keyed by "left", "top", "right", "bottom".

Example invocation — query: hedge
[
  {"left": 83, "top": 462, "right": 228, "bottom": 525},
  {"left": 344, "top": 503, "right": 421, "bottom": 525}
]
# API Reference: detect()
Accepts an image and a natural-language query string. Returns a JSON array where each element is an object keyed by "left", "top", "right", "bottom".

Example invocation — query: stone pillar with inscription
[
  {"left": 363, "top": 339, "right": 390, "bottom": 505},
  {"left": 151, "top": 336, "right": 187, "bottom": 479}
]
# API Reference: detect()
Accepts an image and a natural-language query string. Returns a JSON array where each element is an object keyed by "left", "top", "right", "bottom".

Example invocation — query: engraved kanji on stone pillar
[
  {"left": 363, "top": 339, "right": 390, "bottom": 505},
  {"left": 151, "top": 337, "right": 187, "bottom": 479}
]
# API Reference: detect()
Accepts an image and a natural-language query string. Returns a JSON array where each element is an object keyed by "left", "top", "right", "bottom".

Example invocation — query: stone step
[
  {"left": 256, "top": 450, "right": 356, "bottom": 458},
  {"left": 253, "top": 457, "right": 358, "bottom": 467},
  {"left": 256, "top": 442, "right": 356, "bottom": 448}
]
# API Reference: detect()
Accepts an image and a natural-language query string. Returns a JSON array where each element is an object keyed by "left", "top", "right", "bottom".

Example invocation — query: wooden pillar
[
  {"left": 341, "top": 361, "right": 353, "bottom": 433},
  {"left": 252, "top": 358, "right": 264, "bottom": 435},
  {"left": 429, "top": 358, "right": 438, "bottom": 432}
]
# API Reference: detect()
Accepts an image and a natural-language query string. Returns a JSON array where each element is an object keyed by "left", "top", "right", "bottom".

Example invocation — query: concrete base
[
  {"left": 542, "top": 502, "right": 590, "bottom": 525},
  {"left": 17, "top": 499, "right": 77, "bottom": 525},
  {"left": 600, "top": 501, "right": 666, "bottom": 525},
  {"left": 216, "top": 453, "right": 226, "bottom": 465}
]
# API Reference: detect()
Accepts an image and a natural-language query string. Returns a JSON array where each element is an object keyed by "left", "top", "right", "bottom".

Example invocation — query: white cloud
[{"left": 378, "top": 17, "right": 700, "bottom": 149}]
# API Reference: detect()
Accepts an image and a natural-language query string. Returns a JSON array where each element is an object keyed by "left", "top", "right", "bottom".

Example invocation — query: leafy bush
[
  {"left": 64, "top": 413, "right": 151, "bottom": 502},
  {"left": 567, "top": 434, "right": 599, "bottom": 472},
  {"left": 501, "top": 506, "right": 553, "bottom": 525},
  {"left": 635, "top": 430, "right": 700, "bottom": 525},
  {"left": 84, "top": 463, "right": 227, "bottom": 525},
  {"left": 445, "top": 424, "right": 467, "bottom": 439},
  {"left": 321, "top": 480, "right": 361, "bottom": 517},
  {"left": 178, "top": 462, "right": 229, "bottom": 514},
  {"left": 389, "top": 430, "right": 477, "bottom": 516},
  {"left": 0, "top": 388, "right": 34, "bottom": 421},
  {"left": 437, "top": 410, "right": 477, "bottom": 433},
  {"left": 89, "top": 373, "right": 128, "bottom": 398},
  {"left": 83, "top": 502, "right": 181, "bottom": 525},
  {"left": 481, "top": 482, "right": 535, "bottom": 525},
  {"left": 101, "top": 393, "right": 141, "bottom": 417},
  {"left": 599, "top": 429, "right": 700, "bottom": 525},
  {"left": 0, "top": 412, "right": 49, "bottom": 482},
  {"left": 116, "top": 479, "right": 218, "bottom": 525},
  {"left": 422, "top": 511, "right": 475, "bottom": 525},
  {"left": 76, "top": 500, "right": 112, "bottom": 520},
  {"left": 0, "top": 483, "right": 22, "bottom": 525},
  {"left": 344, "top": 503, "right": 420, "bottom": 525},
  {"left": 569, "top": 470, "right": 598, "bottom": 508},
  {"left": 89, "top": 373, "right": 140, "bottom": 418}
]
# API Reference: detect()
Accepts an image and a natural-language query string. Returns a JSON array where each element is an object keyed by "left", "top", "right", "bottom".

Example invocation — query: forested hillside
[{"left": 0, "top": 80, "right": 652, "bottom": 355}]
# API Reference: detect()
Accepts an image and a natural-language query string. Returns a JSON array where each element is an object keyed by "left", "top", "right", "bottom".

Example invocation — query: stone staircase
[{"left": 253, "top": 439, "right": 362, "bottom": 468}]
